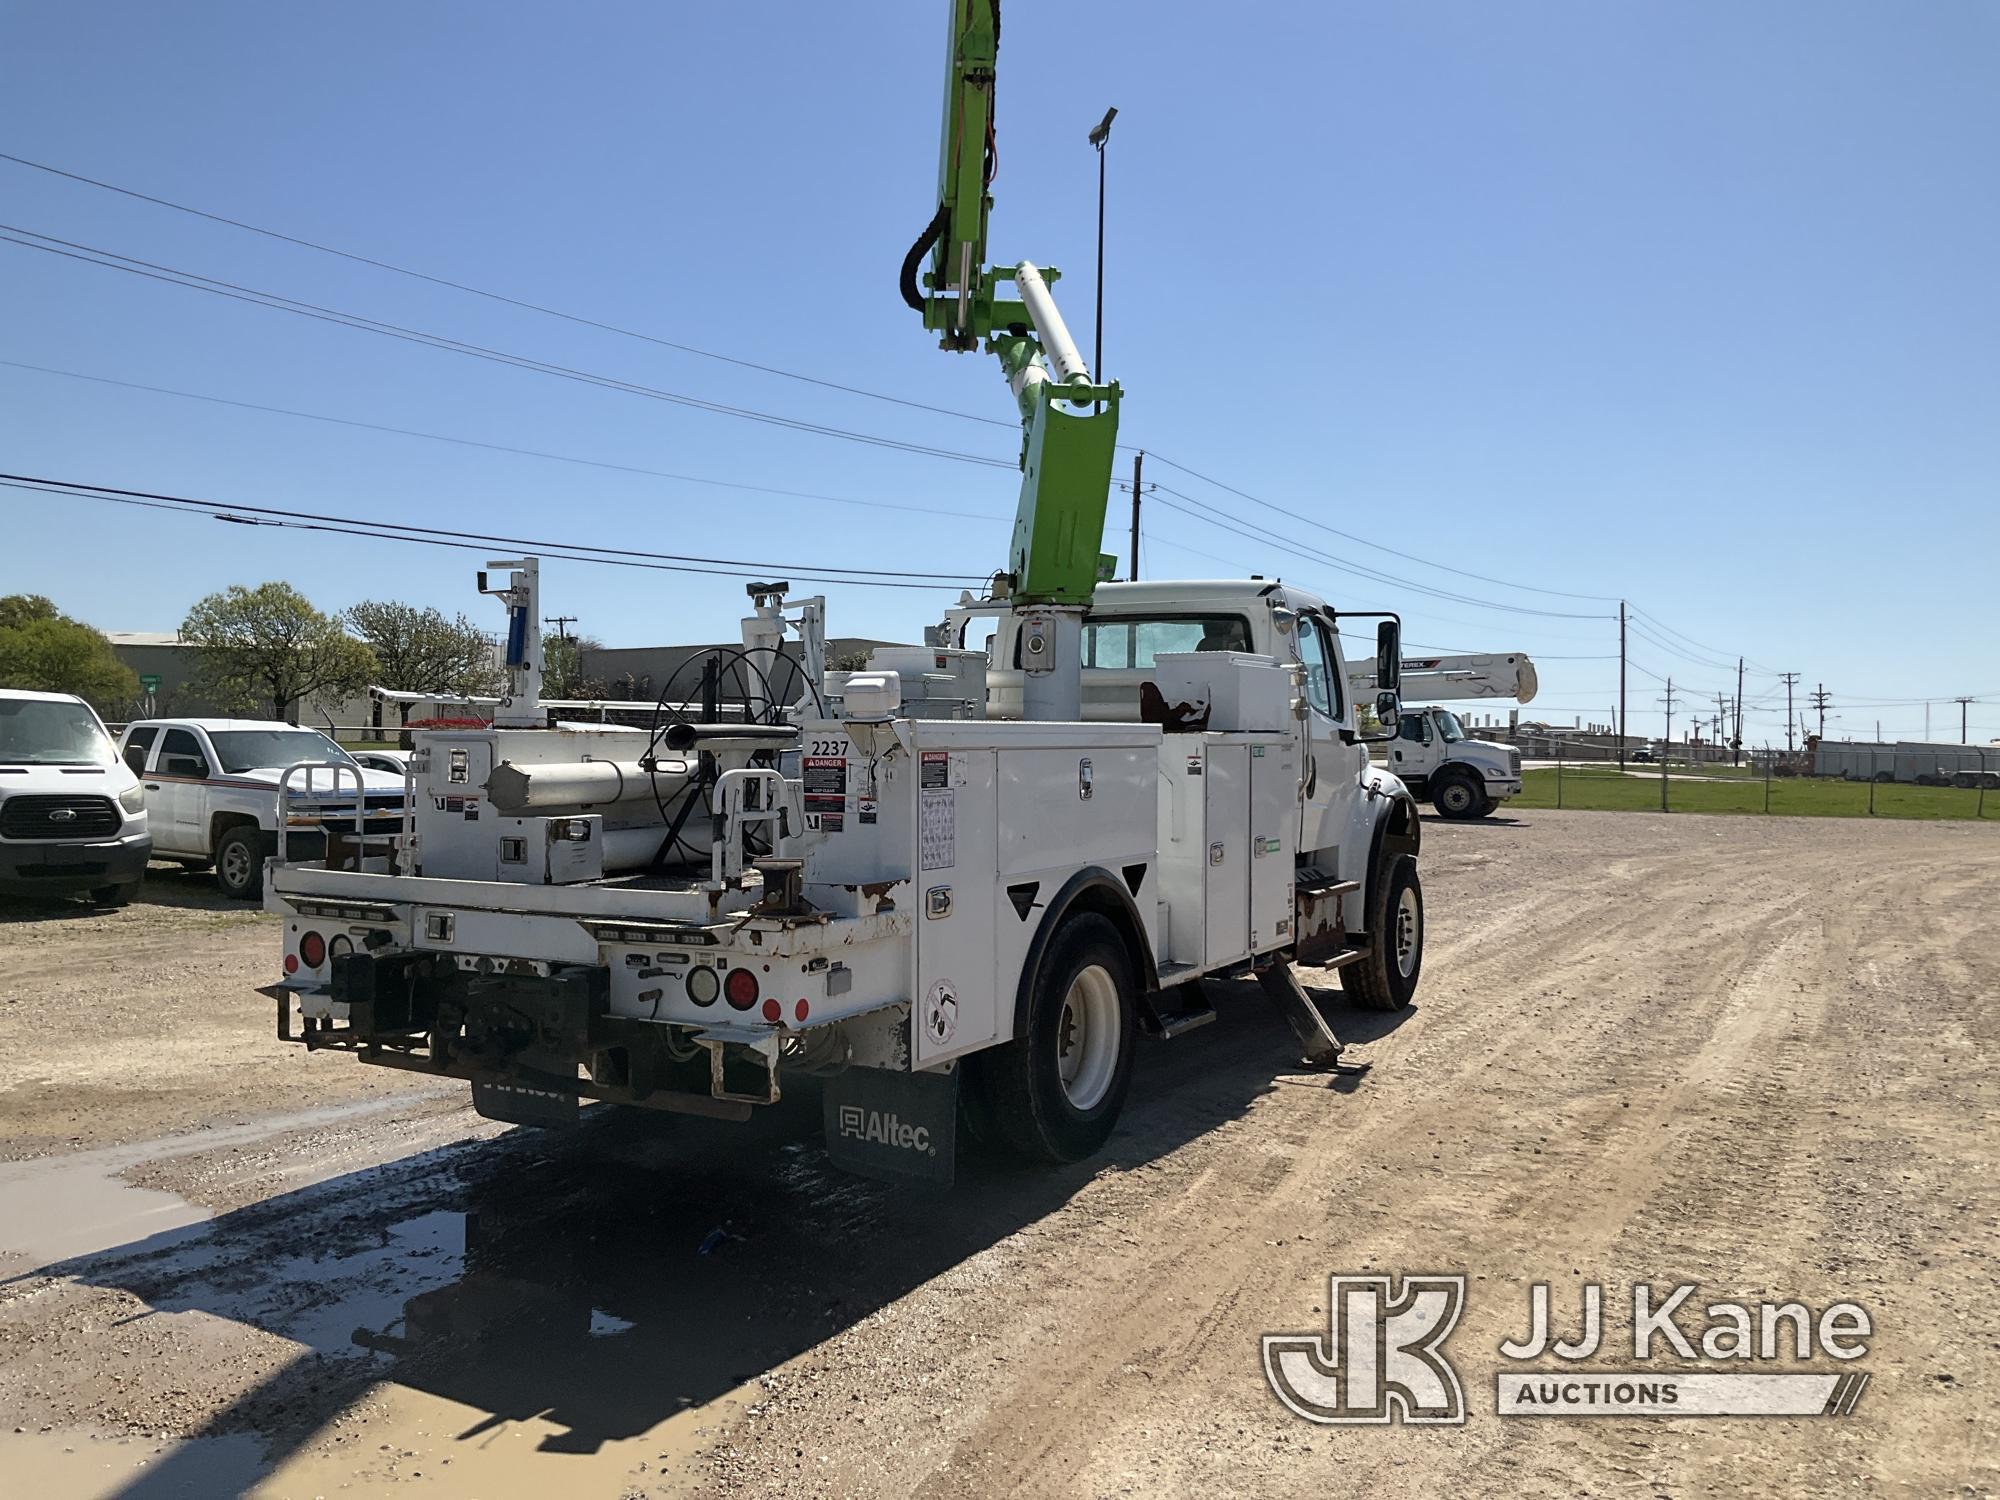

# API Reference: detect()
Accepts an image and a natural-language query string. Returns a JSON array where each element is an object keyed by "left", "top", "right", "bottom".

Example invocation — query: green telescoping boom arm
[{"left": 901, "top": 0, "right": 1120, "bottom": 606}]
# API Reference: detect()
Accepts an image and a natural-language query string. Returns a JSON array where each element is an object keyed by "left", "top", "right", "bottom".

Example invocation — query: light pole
[{"left": 1088, "top": 106, "right": 1117, "bottom": 400}]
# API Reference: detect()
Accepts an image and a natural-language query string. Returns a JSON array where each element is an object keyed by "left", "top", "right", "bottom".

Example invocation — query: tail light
[
  {"left": 328, "top": 934, "right": 353, "bottom": 961},
  {"left": 299, "top": 931, "right": 327, "bottom": 969},
  {"left": 761, "top": 998, "right": 782, "bottom": 1023},
  {"left": 723, "top": 967, "right": 759, "bottom": 1011}
]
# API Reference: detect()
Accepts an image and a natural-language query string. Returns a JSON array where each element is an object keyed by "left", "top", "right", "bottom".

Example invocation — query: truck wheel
[
  {"left": 1342, "top": 855, "right": 1423, "bottom": 1012},
  {"left": 215, "top": 826, "right": 265, "bottom": 900},
  {"left": 1476, "top": 797, "right": 1500, "bottom": 818},
  {"left": 89, "top": 884, "right": 134, "bottom": 908},
  {"left": 1432, "top": 771, "right": 1485, "bottom": 820},
  {"left": 972, "top": 912, "right": 1137, "bottom": 1164}
]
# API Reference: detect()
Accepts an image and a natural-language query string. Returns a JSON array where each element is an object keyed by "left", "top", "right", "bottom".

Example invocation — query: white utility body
[{"left": 267, "top": 566, "right": 1424, "bottom": 1182}]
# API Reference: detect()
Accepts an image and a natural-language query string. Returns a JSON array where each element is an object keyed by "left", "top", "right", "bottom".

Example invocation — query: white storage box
[{"left": 1151, "top": 651, "right": 1295, "bottom": 733}]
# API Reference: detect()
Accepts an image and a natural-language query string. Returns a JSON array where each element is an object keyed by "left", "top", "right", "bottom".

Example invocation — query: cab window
[
  {"left": 1035, "top": 614, "right": 1252, "bottom": 669},
  {"left": 158, "top": 727, "right": 207, "bottom": 778},
  {"left": 122, "top": 725, "right": 159, "bottom": 774},
  {"left": 1297, "top": 616, "right": 1344, "bottom": 720},
  {"left": 1399, "top": 714, "right": 1430, "bottom": 743}
]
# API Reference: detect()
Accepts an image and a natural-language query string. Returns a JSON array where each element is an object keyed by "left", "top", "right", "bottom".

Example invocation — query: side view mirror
[
  {"left": 1375, "top": 692, "right": 1400, "bottom": 732},
  {"left": 1375, "top": 620, "right": 1401, "bottom": 695}
]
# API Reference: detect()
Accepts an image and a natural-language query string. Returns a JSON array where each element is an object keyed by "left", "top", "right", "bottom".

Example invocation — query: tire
[
  {"left": 1432, "top": 770, "right": 1485, "bottom": 820},
  {"left": 1476, "top": 797, "right": 1500, "bottom": 818},
  {"left": 178, "top": 859, "right": 213, "bottom": 874},
  {"left": 1341, "top": 854, "right": 1423, "bottom": 1012},
  {"left": 214, "top": 825, "right": 265, "bottom": 900},
  {"left": 89, "top": 884, "right": 134, "bottom": 908},
  {"left": 970, "top": 912, "right": 1137, "bottom": 1164}
]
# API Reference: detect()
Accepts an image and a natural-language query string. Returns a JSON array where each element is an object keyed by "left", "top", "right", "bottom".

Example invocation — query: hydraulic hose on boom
[{"left": 905, "top": 1, "right": 1121, "bottom": 718}]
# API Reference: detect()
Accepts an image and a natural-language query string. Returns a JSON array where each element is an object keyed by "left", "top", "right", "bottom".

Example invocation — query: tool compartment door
[
  {"left": 913, "top": 748, "right": 998, "bottom": 1066},
  {"left": 1202, "top": 743, "right": 1250, "bottom": 967}
]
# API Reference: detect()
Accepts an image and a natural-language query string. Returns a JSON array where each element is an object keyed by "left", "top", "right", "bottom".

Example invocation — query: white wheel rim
[
  {"left": 1394, "top": 887, "right": 1421, "bottom": 978},
  {"left": 1443, "top": 784, "right": 1471, "bottom": 812},
  {"left": 221, "top": 843, "right": 251, "bottom": 887},
  {"left": 1056, "top": 964, "right": 1120, "bottom": 1111}
]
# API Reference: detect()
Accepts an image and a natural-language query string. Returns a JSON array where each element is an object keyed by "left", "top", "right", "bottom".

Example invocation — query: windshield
[
  {"left": 0, "top": 698, "right": 116, "bottom": 766},
  {"left": 1435, "top": 710, "right": 1467, "bottom": 743},
  {"left": 207, "top": 729, "right": 355, "bottom": 774}
]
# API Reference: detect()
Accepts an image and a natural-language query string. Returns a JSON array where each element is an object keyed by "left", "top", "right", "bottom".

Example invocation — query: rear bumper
[{"left": 0, "top": 831, "right": 152, "bottom": 892}]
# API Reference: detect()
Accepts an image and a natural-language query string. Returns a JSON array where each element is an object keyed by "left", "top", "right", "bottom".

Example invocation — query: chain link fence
[{"left": 1519, "top": 740, "right": 2000, "bottom": 822}]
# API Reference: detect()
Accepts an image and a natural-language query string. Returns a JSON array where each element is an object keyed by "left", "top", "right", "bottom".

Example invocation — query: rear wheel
[
  {"left": 1341, "top": 854, "right": 1423, "bottom": 1012},
  {"left": 1432, "top": 770, "right": 1485, "bottom": 820},
  {"left": 970, "top": 912, "right": 1137, "bottom": 1164},
  {"left": 215, "top": 826, "right": 265, "bottom": 900}
]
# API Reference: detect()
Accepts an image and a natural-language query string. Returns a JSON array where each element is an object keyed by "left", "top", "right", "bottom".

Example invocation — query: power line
[
  {"left": 0, "top": 224, "right": 1018, "bottom": 470},
  {"left": 1145, "top": 452, "right": 1620, "bottom": 604},
  {"left": 0, "top": 149, "right": 1020, "bottom": 434},
  {"left": 0, "top": 473, "right": 986, "bottom": 590},
  {"left": 0, "top": 359, "right": 1005, "bottom": 523},
  {"left": 1148, "top": 483, "right": 1614, "bottom": 620}
]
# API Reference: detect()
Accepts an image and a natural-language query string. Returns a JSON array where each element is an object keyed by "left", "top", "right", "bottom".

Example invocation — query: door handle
[
  {"left": 144, "top": 782, "right": 160, "bottom": 790},
  {"left": 1304, "top": 756, "right": 1317, "bottom": 797}
]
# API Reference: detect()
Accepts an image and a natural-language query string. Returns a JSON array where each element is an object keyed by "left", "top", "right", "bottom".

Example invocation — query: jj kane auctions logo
[{"left": 1265, "top": 1276, "right": 1872, "bottom": 1424}]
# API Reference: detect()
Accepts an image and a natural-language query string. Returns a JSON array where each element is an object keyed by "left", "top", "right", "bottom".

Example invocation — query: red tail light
[
  {"left": 283, "top": 953, "right": 299, "bottom": 975},
  {"left": 761, "top": 998, "right": 782, "bottom": 1023},
  {"left": 299, "top": 931, "right": 327, "bottom": 969},
  {"left": 723, "top": 967, "right": 759, "bottom": 1011}
]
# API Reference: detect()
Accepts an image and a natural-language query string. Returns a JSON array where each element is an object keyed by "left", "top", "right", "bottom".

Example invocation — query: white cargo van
[{"left": 0, "top": 689, "right": 151, "bottom": 905}]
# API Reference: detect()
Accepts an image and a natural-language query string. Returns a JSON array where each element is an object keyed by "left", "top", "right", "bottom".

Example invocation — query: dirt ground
[{"left": 0, "top": 812, "right": 1994, "bottom": 1498}]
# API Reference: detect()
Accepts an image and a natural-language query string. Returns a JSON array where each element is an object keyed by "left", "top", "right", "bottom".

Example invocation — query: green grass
[{"left": 1517, "top": 767, "right": 2000, "bottom": 822}]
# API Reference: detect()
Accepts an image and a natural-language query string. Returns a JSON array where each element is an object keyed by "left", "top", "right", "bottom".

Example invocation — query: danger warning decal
[{"left": 803, "top": 755, "right": 847, "bottom": 833}]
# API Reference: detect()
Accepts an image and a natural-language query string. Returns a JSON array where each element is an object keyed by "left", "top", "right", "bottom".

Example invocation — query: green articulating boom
[{"left": 899, "top": 0, "right": 1120, "bottom": 606}]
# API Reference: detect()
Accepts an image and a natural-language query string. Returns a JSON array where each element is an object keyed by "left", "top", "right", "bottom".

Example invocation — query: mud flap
[
  {"left": 471, "top": 1049, "right": 582, "bottom": 1128},
  {"left": 821, "top": 1067, "right": 958, "bottom": 1186}
]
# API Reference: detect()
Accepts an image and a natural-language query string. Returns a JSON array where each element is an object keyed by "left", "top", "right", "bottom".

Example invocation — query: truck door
[
  {"left": 151, "top": 726, "right": 210, "bottom": 854},
  {"left": 1294, "top": 612, "right": 1353, "bottom": 857},
  {"left": 1387, "top": 711, "right": 1434, "bottom": 781}
]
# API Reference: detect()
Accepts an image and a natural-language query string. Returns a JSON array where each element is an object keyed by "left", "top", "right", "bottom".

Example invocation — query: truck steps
[
  {"left": 1255, "top": 962, "right": 1343, "bottom": 1068},
  {"left": 1143, "top": 972, "right": 1219, "bottom": 1039}
]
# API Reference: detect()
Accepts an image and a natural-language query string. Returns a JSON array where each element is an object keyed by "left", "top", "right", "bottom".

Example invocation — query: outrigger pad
[{"left": 822, "top": 1067, "right": 958, "bottom": 1187}]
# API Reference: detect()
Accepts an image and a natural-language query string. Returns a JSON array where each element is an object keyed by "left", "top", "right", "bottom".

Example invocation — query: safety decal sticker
[{"left": 923, "top": 978, "right": 959, "bottom": 1048}]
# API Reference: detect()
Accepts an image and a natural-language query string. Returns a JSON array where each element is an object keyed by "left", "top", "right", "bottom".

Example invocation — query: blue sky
[{"left": 3, "top": 2, "right": 1994, "bottom": 743}]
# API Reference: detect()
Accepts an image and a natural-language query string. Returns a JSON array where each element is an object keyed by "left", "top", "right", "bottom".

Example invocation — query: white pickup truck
[{"left": 117, "top": 718, "right": 408, "bottom": 898}]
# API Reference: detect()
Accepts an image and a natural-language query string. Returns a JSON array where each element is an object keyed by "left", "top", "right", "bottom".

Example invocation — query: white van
[{"left": 0, "top": 689, "right": 152, "bottom": 905}]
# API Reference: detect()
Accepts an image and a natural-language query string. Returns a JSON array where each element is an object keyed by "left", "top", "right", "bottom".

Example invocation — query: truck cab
[
  {"left": 118, "top": 719, "right": 408, "bottom": 899},
  {"left": 983, "top": 579, "right": 1410, "bottom": 870},
  {"left": 1380, "top": 706, "right": 1524, "bottom": 819}
]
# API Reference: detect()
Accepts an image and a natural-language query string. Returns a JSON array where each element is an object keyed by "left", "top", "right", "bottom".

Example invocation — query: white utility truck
[
  {"left": 1347, "top": 652, "right": 1536, "bottom": 819},
  {"left": 265, "top": 563, "right": 1422, "bottom": 1181},
  {"left": 264, "top": 4, "right": 1429, "bottom": 1182}
]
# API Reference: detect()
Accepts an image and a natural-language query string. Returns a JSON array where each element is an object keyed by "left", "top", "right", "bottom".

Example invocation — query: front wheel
[
  {"left": 214, "top": 826, "right": 265, "bottom": 900},
  {"left": 1341, "top": 854, "right": 1423, "bottom": 1012},
  {"left": 1432, "top": 771, "right": 1485, "bottom": 820},
  {"left": 969, "top": 912, "right": 1137, "bottom": 1164},
  {"left": 89, "top": 884, "right": 134, "bottom": 908}
]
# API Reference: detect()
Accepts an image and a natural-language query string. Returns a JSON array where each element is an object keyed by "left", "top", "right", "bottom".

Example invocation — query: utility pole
[
  {"left": 1663, "top": 676, "right": 1675, "bottom": 749},
  {"left": 1957, "top": 695, "right": 1975, "bottom": 743},
  {"left": 1733, "top": 657, "right": 1744, "bottom": 765},
  {"left": 1129, "top": 449, "right": 1144, "bottom": 581},
  {"left": 544, "top": 615, "right": 576, "bottom": 642},
  {"left": 1779, "top": 672, "right": 1800, "bottom": 754},
  {"left": 1810, "top": 683, "right": 1831, "bottom": 741},
  {"left": 1618, "top": 601, "right": 1628, "bottom": 770}
]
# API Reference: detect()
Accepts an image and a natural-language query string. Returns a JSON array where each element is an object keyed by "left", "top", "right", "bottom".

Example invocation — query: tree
[
  {"left": 541, "top": 631, "right": 604, "bottom": 699},
  {"left": 346, "top": 600, "right": 502, "bottom": 727},
  {"left": 180, "top": 583, "right": 377, "bottom": 722},
  {"left": 0, "top": 595, "right": 139, "bottom": 708}
]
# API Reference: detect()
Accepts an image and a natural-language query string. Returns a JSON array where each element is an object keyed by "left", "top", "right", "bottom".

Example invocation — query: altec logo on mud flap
[
  {"left": 837, "top": 1104, "right": 935, "bottom": 1156},
  {"left": 1264, "top": 1276, "right": 1873, "bottom": 1425}
]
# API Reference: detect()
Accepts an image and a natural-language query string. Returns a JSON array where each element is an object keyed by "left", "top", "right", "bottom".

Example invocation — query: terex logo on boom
[{"left": 838, "top": 1104, "right": 935, "bottom": 1155}]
